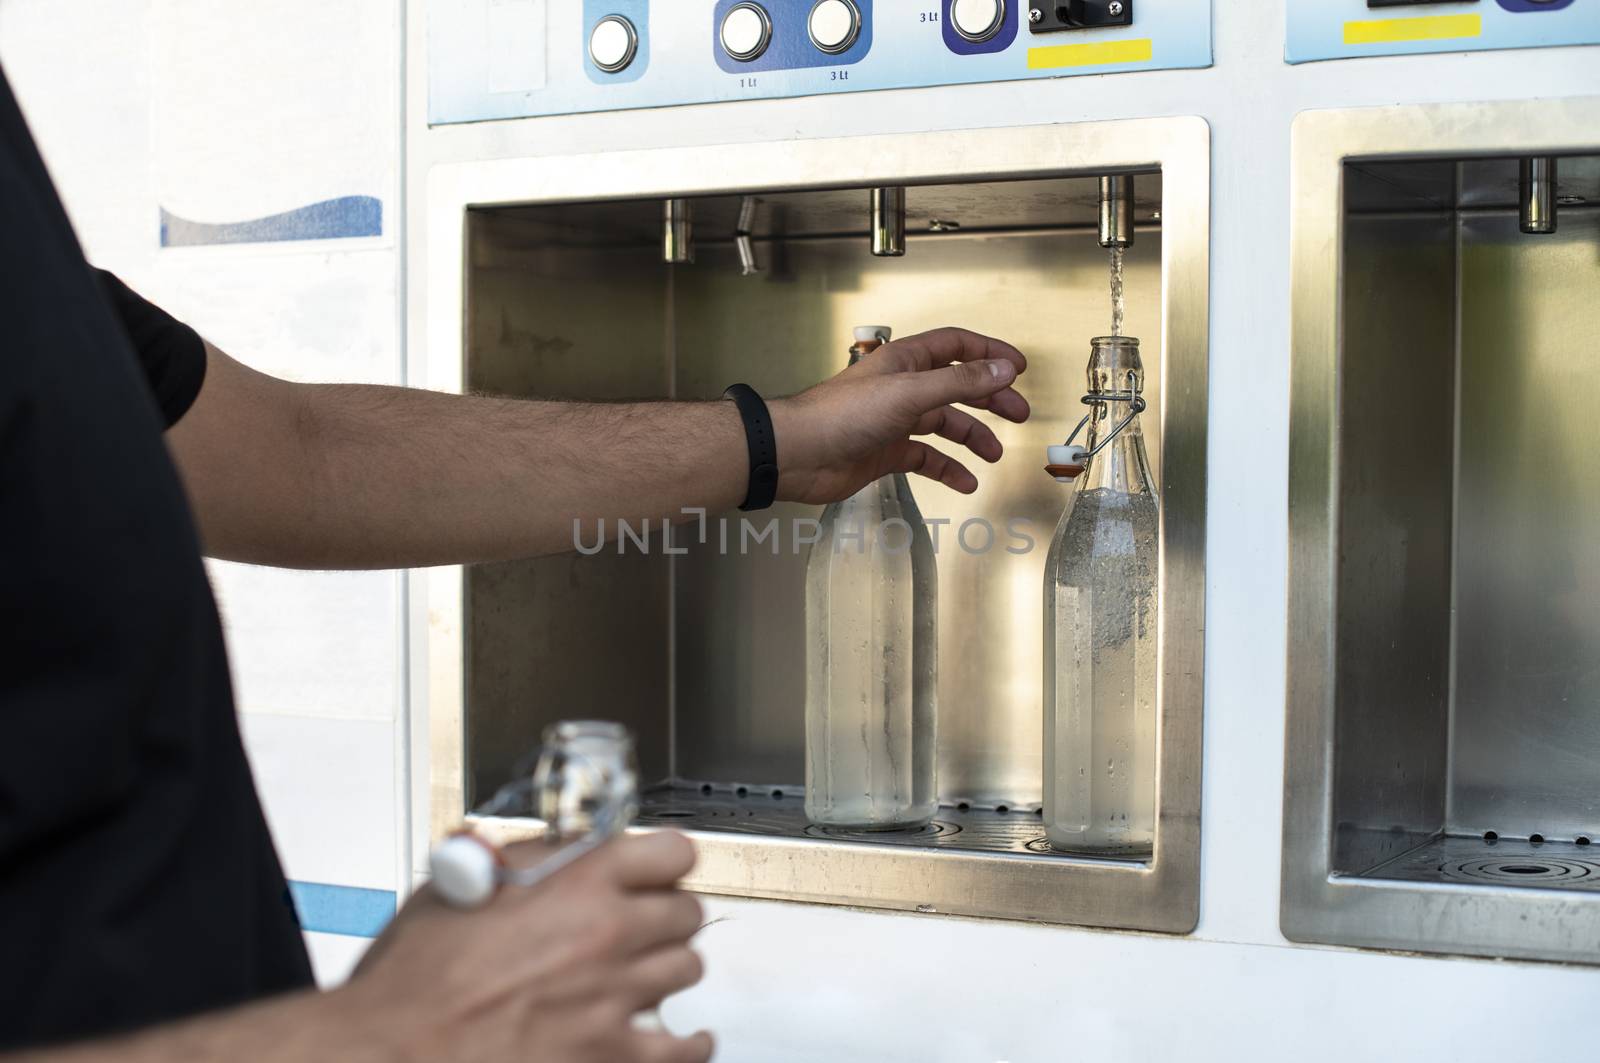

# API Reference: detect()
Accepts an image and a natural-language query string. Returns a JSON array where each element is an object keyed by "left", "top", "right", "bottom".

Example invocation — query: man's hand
[
  {"left": 344, "top": 831, "right": 712, "bottom": 1063},
  {"left": 9, "top": 833, "right": 710, "bottom": 1062},
  {"left": 771, "top": 327, "right": 1029, "bottom": 505}
]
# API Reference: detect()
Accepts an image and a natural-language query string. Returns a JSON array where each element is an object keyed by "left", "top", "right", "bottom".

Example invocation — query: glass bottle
[
  {"left": 805, "top": 326, "right": 939, "bottom": 830},
  {"left": 533, "top": 720, "right": 639, "bottom": 841},
  {"left": 533, "top": 721, "right": 664, "bottom": 1030},
  {"left": 1043, "top": 336, "right": 1159, "bottom": 854}
]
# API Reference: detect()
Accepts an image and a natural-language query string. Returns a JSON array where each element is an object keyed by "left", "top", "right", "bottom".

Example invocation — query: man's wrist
[{"left": 765, "top": 397, "right": 813, "bottom": 505}]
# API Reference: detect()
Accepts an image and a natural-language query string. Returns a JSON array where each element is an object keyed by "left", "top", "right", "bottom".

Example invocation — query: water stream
[{"left": 1109, "top": 246, "right": 1125, "bottom": 337}]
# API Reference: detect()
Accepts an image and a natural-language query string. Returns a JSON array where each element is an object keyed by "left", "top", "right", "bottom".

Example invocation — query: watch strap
[{"left": 723, "top": 383, "right": 779, "bottom": 512}]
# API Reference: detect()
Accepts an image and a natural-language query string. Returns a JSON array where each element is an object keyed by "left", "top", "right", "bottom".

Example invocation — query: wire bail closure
[
  {"left": 430, "top": 750, "right": 632, "bottom": 908},
  {"left": 1061, "top": 368, "right": 1146, "bottom": 461}
]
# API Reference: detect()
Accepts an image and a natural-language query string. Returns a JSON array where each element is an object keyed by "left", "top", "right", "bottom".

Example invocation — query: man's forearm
[
  {"left": 290, "top": 384, "right": 747, "bottom": 568},
  {"left": 169, "top": 346, "right": 748, "bottom": 568}
]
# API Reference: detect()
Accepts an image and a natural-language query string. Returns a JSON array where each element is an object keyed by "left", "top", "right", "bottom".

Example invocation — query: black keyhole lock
[{"left": 1028, "top": 0, "right": 1134, "bottom": 33}]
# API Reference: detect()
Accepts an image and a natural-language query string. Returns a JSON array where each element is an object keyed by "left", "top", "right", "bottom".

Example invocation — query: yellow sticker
[
  {"left": 1343, "top": 14, "right": 1482, "bottom": 45},
  {"left": 1027, "top": 38, "right": 1154, "bottom": 70}
]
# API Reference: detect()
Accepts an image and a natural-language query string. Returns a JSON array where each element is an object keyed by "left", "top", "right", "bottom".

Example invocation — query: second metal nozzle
[
  {"left": 871, "top": 187, "right": 906, "bottom": 257},
  {"left": 664, "top": 198, "right": 694, "bottom": 264},
  {"left": 1520, "top": 157, "right": 1558, "bottom": 235}
]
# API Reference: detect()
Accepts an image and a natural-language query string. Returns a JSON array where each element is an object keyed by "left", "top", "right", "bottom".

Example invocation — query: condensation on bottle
[
  {"left": 804, "top": 326, "right": 939, "bottom": 830},
  {"left": 1043, "top": 336, "right": 1159, "bottom": 855}
]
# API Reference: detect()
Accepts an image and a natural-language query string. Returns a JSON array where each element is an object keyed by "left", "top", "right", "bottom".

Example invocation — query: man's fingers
[
  {"left": 950, "top": 378, "right": 1028, "bottom": 424},
  {"left": 915, "top": 405, "right": 1003, "bottom": 464},
  {"left": 897, "top": 359, "right": 1017, "bottom": 423},
  {"left": 872, "top": 326, "right": 1027, "bottom": 376},
  {"left": 619, "top": 890, "right": 705, "bottom": 955},
  {"left": 605, "top": 831, "right": 698, "bottom": 890},
  {"left": 631, "top": 1029, "right": 716, "bottom": 1063},
  {"left": 624, "top": 945, "right": 705, "bottom": 1009},
  {"left": 968, "top": 385, "right": 1031, "bottom": 424},
  {"left": 895, "top": 441, "right": 979, "bottom": 495},
  {"left": 847, "top": 326, "right": 1030, "bottom": 423}
]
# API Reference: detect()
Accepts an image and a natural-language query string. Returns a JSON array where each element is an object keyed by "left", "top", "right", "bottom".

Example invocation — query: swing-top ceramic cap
[
  {"left": 430, "top": 834, "right": 498, "bottom": 908},
  {"left": 1046, "top": 444, "right": 1089, "bottom": 483},
  {"left": 854, "top": 326, "right": 893, "bottom": 344}
]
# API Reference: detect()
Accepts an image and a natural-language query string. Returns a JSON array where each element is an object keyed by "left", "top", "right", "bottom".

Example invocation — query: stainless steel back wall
[
  {"left": 669, "top": 227, "right": 1164, "bottom": 803},
  {"left": 1332, "top": 210, "right": 1455, "bottom": 875},
  {"left": 465, "top": 224, "right": 675, "bottom": 804},
  {"left": 464, "top": 206, "right": 1163, "bottom": 805},
  {"left": 1452, "top": 207, "right": 1600, "bottom": 841}
]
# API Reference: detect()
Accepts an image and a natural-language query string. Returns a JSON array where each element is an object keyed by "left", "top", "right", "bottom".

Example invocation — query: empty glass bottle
[
  {"left": 1043, "top": 336, "right": 1159, "bottom": 854},
  {"left": 805, "top": 326, "right": 939, "bottom": 830},
  {"left": 533, "top": 720, "right": 639, "bottom": 841}
]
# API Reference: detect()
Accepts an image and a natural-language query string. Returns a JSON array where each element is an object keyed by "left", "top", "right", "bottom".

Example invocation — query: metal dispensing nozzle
[
  {"left": 1520, "top": 157, "right": 1558, "bottom": 235},
  {"left": 871, "top": 187, "right": 906, "bottom": 257},
  {"left": 664, "top": 198, "right": 694, "bottom": 264},
  {"left": 735, "top": 195, "right": 760, "bottom": 276},
  {"left": 1099, "top": 174, "right": 1135, "bottom": 249}
]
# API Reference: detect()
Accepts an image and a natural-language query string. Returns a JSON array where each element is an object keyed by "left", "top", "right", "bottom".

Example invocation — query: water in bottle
[
  {"left": 1043, "top": 335, "right": 1158, "bottom": 854},
  {"left": 805, "top": 326, "right": 939, "bottom": 830}
]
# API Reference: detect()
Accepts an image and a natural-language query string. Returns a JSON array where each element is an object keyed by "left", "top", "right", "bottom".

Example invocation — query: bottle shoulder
[{"left": 1045, "top": 487, "right": 1159, "bottom": 579}]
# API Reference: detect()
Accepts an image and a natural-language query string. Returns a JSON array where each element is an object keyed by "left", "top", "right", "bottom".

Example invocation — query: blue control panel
[
  {"left": 1287, "top": 0, "right": 1600, "bottom": 63},
  {"left": 428, "top": 0, "right": 1212, "bottom": 126},
  {"left": 709, "top": 0, "right": 874, "bottom": 74}
]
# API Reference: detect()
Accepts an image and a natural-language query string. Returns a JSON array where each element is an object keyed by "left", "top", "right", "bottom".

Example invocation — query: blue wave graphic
[{"left": 160, "top": 195, "right": 382, "bottom": 247}]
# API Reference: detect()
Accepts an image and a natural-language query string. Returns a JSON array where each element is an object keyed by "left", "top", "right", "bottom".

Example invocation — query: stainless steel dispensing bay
[
  {"left": 1284, "top": 97, "right": 1600, "bottom": 965},
  {"left": 428, "top": 120, "right": 1209, "bottom": 932}
]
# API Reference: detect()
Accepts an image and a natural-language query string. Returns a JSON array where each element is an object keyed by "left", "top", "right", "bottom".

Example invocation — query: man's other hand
[
  {"left": 770, "top": 326, "right": 1030, "bottom": 504},
  {"left": 345, "top": 831, "right": 713, "bottom": 1063}
]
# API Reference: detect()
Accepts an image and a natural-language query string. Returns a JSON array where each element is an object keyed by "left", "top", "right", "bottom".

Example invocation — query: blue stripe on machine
[
  {"left": 288, "top": 880, "right": 396, "bottom": 939},
  {"left": 159, "top": 195, "right": 383, "bottom": 247}
]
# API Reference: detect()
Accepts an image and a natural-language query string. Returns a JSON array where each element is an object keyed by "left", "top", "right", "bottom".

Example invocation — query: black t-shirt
[{"left": 0, "top": 65, "right": 313, "bottom": 1049}]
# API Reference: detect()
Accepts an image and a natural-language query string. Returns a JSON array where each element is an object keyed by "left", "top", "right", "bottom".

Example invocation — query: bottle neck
[
  {"left": 847, "top": 338, "right": 882, "bottom": 367},
  {"left": 1078, "top": 337, "right": 1153, "bottom": 495},
  {"left": 1081, "top": 399, "right": 1154, "bottom": 495}
]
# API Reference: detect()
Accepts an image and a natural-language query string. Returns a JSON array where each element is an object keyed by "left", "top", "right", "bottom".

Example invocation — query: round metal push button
[
  {"left": 721, "top": 3, "right": 772, "bottom": 62},
  {"left": 808, "top": 0, "right": 861, "bottom": 55},
  {"left": 589, "top": 15, "right": 638, "bottom": 73},
  {"left": 952, "top": 0, "right": 1005, "bottom": 42}
]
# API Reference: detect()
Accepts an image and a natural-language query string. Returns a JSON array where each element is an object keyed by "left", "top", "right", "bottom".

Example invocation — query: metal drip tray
[
  {"left": 1360, "top": 836, "right": 1600, "bottom": 893},
  {"left": 638, "top": 786, "right": 1146, "bottom": 862}
]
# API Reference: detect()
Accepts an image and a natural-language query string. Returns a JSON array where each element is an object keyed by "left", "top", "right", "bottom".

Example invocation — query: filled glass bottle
[
  {"left": 805, "top": 326, "right": 939, "bottom": 830},
  {"left": 1043, "top": 336, "right": 1159, "bottom": 854}
]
